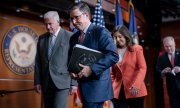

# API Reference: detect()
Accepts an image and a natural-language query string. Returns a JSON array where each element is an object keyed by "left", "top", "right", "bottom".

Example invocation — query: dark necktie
[{"left": 79, "top": 31, "right": 84, "bottom": 44}]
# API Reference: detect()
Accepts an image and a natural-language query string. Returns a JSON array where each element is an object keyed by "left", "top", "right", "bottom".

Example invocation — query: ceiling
[
  {"left": 0, "top": 0, "right": 180, "bottom": 23},
  {"left": 0, "top": 0, "right": 179, "bottom": 45},
  {"left": 160, "top": 0, "right": 180, "bottom": 22}
]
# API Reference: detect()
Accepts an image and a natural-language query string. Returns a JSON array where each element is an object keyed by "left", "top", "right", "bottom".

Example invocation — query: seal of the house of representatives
[{"left": 2, "top": 25, "right": 38, "bottom": 75}]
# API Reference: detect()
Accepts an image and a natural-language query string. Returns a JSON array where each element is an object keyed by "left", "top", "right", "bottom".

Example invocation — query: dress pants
[
  {"left": 82, "top": 101, "right": 104, "bottom": 108},
  {"left": 168, "top": 81, "right": 180, "bottom": 108},
  {"left": 43, "top": 76, "right": 69, "bottom": 108},
  {"left": 112, "top": 83, "right": 144, "bottom": 108}
]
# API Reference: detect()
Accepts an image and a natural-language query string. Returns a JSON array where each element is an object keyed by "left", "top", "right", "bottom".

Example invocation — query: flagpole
[
  {"left": 128, "top": 0, "right": 139, "bottom": 44},
  {"left": 115, "top": 0, "right": 123, "bottom": 26}
]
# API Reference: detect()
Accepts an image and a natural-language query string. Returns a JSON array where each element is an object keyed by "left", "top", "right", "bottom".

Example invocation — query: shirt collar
[
  {"left": 168, "top": 50, "right": 175, "bottom": 56},
  {"left": 82, "top": 22, "right": 91, "bottom": 34},
  {"left": 53, "top": 27, "right": 61, "bottom": 37}
]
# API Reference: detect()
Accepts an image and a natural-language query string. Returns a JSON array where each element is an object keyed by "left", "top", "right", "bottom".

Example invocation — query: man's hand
[
  {"left": 70, "top": 73, "right": 79, "bottom": 80},
  {"left": 162, "top": 67, "right": 171, "bottom": 74},
  {"left": 161, "top": 67, "right": 172, "bottom": 77},
  {"left": 161, "top": 67, "right": 171, "bottom": 77},
  {"left": 78, "top": 64, "right": 92, "bottom": 78},
  {"left": 34, "top": 84, "right": 41, "bottom": 94},
  {"left": 69, "top": 86, "right": 77, "bottom": 95},
  {"left": 173, "top": 66, "right": 180, "bottom": 74}
]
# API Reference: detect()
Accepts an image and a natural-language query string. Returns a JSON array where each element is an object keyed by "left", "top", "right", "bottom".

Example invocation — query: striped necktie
[{"left": 48, "top": 35, "right": 56, "bottom": 58}]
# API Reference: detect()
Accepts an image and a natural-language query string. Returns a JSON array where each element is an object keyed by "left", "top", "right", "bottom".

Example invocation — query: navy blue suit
[
  {"left": 156, "top": 49, "right": 180, "bottom": 108},
  {"left": 68, "top": 24, "right": 119, "bottom": 103}
]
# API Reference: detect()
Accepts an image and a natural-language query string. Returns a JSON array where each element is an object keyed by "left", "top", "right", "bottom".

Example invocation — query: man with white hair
[
  {"left": 156, "top": 36, "right": 180, "bottom": 108},
  {"left": 34, "top": 11, "right": 76, "bottom": 108}
]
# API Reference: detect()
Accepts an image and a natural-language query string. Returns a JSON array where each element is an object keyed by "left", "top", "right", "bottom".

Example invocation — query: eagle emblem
[{"left": 2, "top": 25, "right": 38, "bottom": 75}]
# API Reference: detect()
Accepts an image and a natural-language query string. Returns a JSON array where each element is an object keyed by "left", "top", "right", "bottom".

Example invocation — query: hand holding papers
[
  {"left": 171, "top": 68, "right": 176, "bottom": 76},
  {"left": 68, "top": 44, "right": 102, "bottom": 74}
]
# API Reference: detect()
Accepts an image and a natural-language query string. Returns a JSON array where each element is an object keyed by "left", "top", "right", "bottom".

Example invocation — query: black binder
[{"left": 68, "top": 44, "right": 102, "bottom": 73}]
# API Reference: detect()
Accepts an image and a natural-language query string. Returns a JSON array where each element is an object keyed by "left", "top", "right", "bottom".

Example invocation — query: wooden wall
[
  {"left": 0, "top": 11, "right": 44, "bottom": 108},
  {"left": 0, "top": 10, "right": 75, "bottom": 108},
  {"left": 161, "top": 21, "right": 180, "bottom": 47}
]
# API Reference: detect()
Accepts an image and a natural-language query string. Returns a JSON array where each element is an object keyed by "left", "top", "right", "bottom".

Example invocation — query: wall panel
[{"left": 0, "top": 12, "right": 44, "bottom": 108}]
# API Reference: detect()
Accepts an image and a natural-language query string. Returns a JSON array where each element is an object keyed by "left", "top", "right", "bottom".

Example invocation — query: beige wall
[
  {"left": 0, "top": 11, "right": 76, "bottom": 108},
  {"left": 0, "top": 12, "right": 44, "bottom": 108}
]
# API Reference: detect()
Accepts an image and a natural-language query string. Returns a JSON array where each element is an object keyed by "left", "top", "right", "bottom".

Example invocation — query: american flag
[
  {"left": 92, "top": 0, "right": 105, "bottom": 27},
  {"left": 115, "top": 0, "right": 123, "bottom": 26},
  {"left": 128, "top": 0, "right": 139, "bottom": 44}
]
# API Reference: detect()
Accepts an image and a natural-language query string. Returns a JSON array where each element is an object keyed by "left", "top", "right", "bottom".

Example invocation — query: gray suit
[{"left": 34, "top": 28, "right": 73, "bottom": 108}]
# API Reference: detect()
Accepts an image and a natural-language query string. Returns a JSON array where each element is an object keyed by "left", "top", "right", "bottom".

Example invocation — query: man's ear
[
  {"left": 85, "top": 13, "right": 90, "bottom": 19},
  {"left": 57, "top": 20, "right": 61, "bottom": 25},
  {"left": 57, "top": 20, "right": 60, "bottom": 23}
]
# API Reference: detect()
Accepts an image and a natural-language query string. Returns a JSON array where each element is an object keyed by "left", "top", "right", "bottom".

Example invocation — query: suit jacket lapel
[
  {"left": 116, "top": 48, "right": 128, "bottom": 75},
  {"left": 164, "top": 52, "right": 172, "bottom": 67},
  {"left": 46, "top": 33, "right": 51, "bottom": 59},
  {"left": 49, "top": 29, "right": 63, "bottom": 60},
  {"left": 174, "top": 49, "right": 180, "bottom": 66},
  {"left": 83, "top": 24, "right": 94, "bottom": 45},
  {"left": 121, "top": 48, "right": 128, "bottom": 66}
]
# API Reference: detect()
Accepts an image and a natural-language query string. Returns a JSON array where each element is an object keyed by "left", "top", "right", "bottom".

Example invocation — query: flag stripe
[
  {"left": 129, "top": 4, "right": 137, "bottom": 36},
  {"left": 128, "top": 1, "right": 139, "bottom": 44},
  {"left": 115, "top": 0, "right": 123, "bottom": 26}
]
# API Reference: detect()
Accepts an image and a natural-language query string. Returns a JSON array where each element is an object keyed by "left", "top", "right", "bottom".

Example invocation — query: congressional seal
[{"left": 2, "top": 25, "right": 38, "bottom": 75}]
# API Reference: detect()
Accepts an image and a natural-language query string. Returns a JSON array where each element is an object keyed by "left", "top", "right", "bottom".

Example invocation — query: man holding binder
[{"left": 68, "top": 2, "right": 119, "bottom": 108}]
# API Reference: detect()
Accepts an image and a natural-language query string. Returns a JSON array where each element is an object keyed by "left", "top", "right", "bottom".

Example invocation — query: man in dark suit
[
  {"left": 68, "top": 3, "right": 119, "bottom": 108},
  {"left": 34, "top": 11, "right": 76, "bottom": 108},
  {"left": 156, "top": 36, "right": 180, "bottom": 108}
]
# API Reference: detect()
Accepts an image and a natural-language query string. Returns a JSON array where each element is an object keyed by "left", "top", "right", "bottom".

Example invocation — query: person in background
[
  {"left": 111, "top": 25, "right": 147, "bottom": 108},
  {"left": 34, "top": 11, "right": 76, "bottom": 108},
  {"left": 68, "top": 2, "right": 119, "bottom": 108},
  {"left": 156, "top": 36, "right": 180, "bottom": 108}
]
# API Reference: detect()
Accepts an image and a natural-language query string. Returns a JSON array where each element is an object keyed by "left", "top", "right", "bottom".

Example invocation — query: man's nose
[
  {"left": 116, "top": 37, "right": 120, "bottom": 41},
  {"left": 72, "top": 19, "right": 77, "bottom": 24},
  {"left": 47, "top": 24, "right": 51, "bottom": 29},
  {"left": 168, "top": 47, "right": 171, "bottom": 50}
]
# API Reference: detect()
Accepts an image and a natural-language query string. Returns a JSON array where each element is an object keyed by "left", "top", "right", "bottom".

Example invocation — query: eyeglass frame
[{"left": 70, "top": 13, "right": 85, "bottom": 21}]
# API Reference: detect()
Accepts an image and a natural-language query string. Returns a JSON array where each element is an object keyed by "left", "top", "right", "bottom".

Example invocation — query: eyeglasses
[{"left": 70, "top": 13, "right": 84, "bottom": 21}]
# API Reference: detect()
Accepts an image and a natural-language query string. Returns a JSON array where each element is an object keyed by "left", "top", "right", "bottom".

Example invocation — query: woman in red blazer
[{"left": 111, "top": 25, "right": 147, "bottom": 108}]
